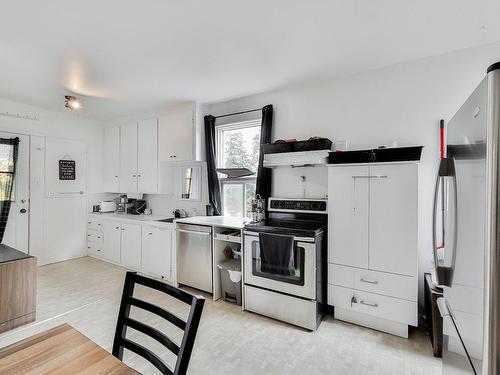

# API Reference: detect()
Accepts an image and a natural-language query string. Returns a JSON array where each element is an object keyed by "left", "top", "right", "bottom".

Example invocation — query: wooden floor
[{"left": 0, "top": 257, "right": 441, "bottom": 374}]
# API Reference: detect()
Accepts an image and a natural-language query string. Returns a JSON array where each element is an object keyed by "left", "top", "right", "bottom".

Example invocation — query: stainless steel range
[{"left": 243, "top": 197, "right": 327, "bottom": 331}]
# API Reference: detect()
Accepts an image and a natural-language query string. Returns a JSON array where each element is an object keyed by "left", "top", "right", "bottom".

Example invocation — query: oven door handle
[{"left": 243, "top": 231, "right": 315, "bottom": 243}]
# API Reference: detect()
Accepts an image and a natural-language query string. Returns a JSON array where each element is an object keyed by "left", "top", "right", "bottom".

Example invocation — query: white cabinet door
[
  {"left": 120, "top": 123, "right": 138, "bottom": 193},
  {"left": 142, "top": 225, "right": 172, "bottom": 280},
  {"left": 369, "top": 164, "right": 417, "bottom": 276},
  {"left": 158, "top": 111, "right": 194, "bottom": 161},
  {"left": 103, "top": 126, "right": 120, "bottom": 192},
  {"left": 137, "top": 118, "right": 158, "bottom": 193},
  {"left": 120, "top": 223, "right": 142, "bottom": 270},
  {"left": 328, "top": 166, "right": 369, "bottom": 268},
  {"left": 103, "top": 221, "right": 121, "bottom": 263}
]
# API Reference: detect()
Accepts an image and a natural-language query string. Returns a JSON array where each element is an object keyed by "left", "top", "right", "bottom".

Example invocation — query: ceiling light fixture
[{"left": 64, "top": 95, "right": 82, "bottom": 110}]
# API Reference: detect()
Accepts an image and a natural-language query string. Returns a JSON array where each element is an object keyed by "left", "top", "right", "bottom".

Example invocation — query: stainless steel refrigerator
[{"left": 433, "top": 62, "right": 500, "bottom": 374}]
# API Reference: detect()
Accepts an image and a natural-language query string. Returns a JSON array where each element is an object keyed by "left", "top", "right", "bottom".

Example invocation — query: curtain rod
[{"left": 214, "top": 108, "right": 262, "bottom": 119}]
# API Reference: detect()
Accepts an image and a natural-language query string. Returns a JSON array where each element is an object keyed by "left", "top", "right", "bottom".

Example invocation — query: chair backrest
[{"left": 113, "top": 272, "right": 205, "bottom": 375}]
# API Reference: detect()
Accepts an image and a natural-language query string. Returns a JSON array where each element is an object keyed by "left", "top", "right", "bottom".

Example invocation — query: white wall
[
  {"left": 206, "top": 42, "right": 500, "bottom": 305},
  {"left": 0, "top": 98, "right": 104, "bottom": 264}
]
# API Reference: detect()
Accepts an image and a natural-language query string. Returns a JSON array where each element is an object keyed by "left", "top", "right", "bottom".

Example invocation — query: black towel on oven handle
[{"left": 258, "top": 232, "right": 294, "bottom": 276}]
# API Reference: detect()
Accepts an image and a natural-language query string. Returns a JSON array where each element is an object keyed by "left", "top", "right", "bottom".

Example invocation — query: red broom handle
[{"left": 440, "top": 119, "right": 445, "bottom": 159}]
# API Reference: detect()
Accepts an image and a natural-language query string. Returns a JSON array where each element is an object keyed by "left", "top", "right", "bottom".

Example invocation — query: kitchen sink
[{"left": 155, "top": 218, "right": 176, "bottom": 223}]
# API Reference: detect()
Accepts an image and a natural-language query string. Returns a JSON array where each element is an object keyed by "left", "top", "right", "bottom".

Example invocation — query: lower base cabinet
[
  {"left": 86, "top": 216, "right": 174, "bottom": 282},
  {"left": 142, "top": 224, "right": 173, "bottom": 281},
  {"left": 120, "top": 223, "right": 142, "bottom": 270}
]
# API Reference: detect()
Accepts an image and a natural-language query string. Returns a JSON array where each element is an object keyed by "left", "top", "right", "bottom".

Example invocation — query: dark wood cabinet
[{"left": 0, "top": 246, "right": 36, "bottom": 334}]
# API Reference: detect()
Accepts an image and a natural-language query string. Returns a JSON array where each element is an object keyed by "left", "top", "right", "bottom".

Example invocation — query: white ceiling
[{"left": 2, "top": 0, "right": 500, "bottom": 120}]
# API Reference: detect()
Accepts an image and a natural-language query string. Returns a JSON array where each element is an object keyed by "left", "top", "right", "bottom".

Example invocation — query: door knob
[{"left": 20, "top": 208, "right": 27, "bottom": 213}]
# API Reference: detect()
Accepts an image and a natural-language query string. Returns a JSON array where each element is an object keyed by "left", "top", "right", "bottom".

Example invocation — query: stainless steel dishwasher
[{"left": 176, "top": 223, "right": 213, "bottom": 293}]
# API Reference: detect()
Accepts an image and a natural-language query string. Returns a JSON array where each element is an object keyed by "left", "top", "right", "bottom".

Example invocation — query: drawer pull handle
[
  {"left": 350, "top": 296, "right": 357, "bottom": 307},
  {"left": 360, "top": 278, "right": 378, "bottom": 285},
  {"left": 360, "top": 300, "right": 378, "bottom": 308}
]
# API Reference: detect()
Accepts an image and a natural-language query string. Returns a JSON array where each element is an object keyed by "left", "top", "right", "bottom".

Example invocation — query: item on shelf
[
  {"left": 223, "top": 245, "right": 233, "bottom": 259},
  {"left": 143, "top": 208, "right": 152, "bottom": 215},
  {"left": 92, "top": 205, "right": 100, "bottom": 213},
  {"left": 328, "top": 146, "right": 423, "bottom": 164},
  {"left": 262, "top": 137, "right": 332, "bottom": 154}
]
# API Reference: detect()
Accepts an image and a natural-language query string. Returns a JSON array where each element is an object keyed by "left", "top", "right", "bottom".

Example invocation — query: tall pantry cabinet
[{"left": 327, "top": 162, "right": 418, "bottom": 338}]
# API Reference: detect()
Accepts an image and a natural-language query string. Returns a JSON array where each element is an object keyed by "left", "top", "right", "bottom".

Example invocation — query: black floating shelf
[{"left": 328, "top": 146, "right": 423, "bottom": 164}]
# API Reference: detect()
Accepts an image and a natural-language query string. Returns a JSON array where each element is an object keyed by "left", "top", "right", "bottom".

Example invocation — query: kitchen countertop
[
  {"left": 175, "top": 216, "right": 248, "bottom": 230},
  {"left": 88, "top": 212, "right": 174, "bottom": 225},
  {"left": 0, "top": 244, "right": 32, "bottom": 263}
]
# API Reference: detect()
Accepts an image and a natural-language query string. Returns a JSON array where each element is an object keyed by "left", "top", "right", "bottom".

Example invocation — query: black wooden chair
[{"left": 113, "top": 272, "right": 205, "bottom": 375}]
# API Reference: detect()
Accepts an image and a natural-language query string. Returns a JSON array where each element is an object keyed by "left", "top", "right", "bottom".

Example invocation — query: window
[{"left": 216, "top": 120, "right": 261, "bottom": 217}]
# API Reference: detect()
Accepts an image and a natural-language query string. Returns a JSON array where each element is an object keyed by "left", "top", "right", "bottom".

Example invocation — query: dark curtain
[
  {"left": 204, "top": 115, "right": 222, "bottom": 216},
  {"left": 256, "top": 104, "right": 273, "bottom": 199},
  {"left": 0, "top": 137, "right": 19, "bottom": 243}
]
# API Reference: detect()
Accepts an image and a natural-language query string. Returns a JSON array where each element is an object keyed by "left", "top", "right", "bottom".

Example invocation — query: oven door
[{"left": 244, "top": 231, "right": 316, "bottom": 300}]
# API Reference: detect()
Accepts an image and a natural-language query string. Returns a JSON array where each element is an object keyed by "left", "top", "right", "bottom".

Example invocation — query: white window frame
[{"left": 215, "top": 119, "right": 261, "bottom": 217}]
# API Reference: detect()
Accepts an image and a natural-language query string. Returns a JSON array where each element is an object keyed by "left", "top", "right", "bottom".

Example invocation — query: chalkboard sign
[{"left": 59, "top": 160, "right": 76, "bottom": 180}]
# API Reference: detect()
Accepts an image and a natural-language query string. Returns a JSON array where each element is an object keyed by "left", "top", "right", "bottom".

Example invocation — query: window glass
[
  {"left": 221, "top": 126, "right": 261, "bottom": 173},
  {"left": 216, "top": 120, "right": 261, "bottom": 217},
  {"left": 222, "top": 184, "right": 244, "bottom": 217}
]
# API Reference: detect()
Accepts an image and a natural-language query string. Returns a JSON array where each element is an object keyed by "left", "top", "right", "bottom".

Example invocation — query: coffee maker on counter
[{"left": 250, "top": 194, "right": 266, "bottom": 222}]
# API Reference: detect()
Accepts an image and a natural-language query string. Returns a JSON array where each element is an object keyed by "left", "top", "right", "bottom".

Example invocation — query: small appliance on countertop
[
  {"left": 126, "top": 199, "right": 147, "bottom": 215},
  {"left": 115, "top": 195, "right": 128, "bottom": 213},
  {"left": 99, "top": 201, "right": 116, "bottom": 213},
  {"left": 250, "top": 194, "right": 266, "bottom": 223},
  {"left": 243, "top": 197, "right": 328, "bottom": 331}
]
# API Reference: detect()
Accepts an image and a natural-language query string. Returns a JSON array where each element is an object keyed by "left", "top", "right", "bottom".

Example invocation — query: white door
[
  {"left": 121, "top": 223, "right": 142, "bottom": 270},
  {"left": 369, "top": 164, "right": 417, "bottom": 276},
  {"left": 158, "top": 111, "right": 194, "bottom": 161},
  {"left": 142, "top": 225, "right": 172, "bottom": 280},
  {"left": 119, "top": 123, "right": 138, "bottom": 193},
  {"left": 1, "top": 132, "right": 29, "bottom": 253},
  {"left": 328, "top": 166, "right": 369, "bottom": 268},
  {"left": 103, "top": 126, "right": 120, "bottom": 192},
  {"left": 103, "top": 220, "right": 121, "bottom": 263},
  {"left": 137, "top": 118, "right": 158, "bottom": 193}
]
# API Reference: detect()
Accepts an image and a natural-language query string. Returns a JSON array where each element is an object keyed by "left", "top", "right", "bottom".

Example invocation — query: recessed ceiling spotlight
[{"left": 64, "top": 95, "right": 82, "bottom": 110}]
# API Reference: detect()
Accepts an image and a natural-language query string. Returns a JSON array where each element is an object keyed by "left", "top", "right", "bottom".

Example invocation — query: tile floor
[{"left": 0, "top": 257, "right": 441, "bottom": 374}]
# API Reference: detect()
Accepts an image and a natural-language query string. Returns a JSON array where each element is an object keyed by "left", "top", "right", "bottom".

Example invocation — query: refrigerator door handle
[{"left": 432, "top": 157, "right": 457, "bottom": 287}]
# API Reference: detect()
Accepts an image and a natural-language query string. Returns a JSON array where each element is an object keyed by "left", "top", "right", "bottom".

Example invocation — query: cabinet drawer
[
  {"left": 328, "top": 264, "right": 354, "bottom": 288},
  {"left": 328, "top": 264, "right": 416, "bottom": 301},
  {"left": 87, "top": 243, "right": 103, "bottom": 257},
  {"left": 353, "top": 268, "right": 416, "bottom": 302},
  {"left": 87, "top": 218, "right": 103, "bottom": 231},
  {"left": 328, "top": 285, "right": 417, "bottom": 326},
  {"left": 87, "top": 229, "right": 103, "bottom": 243}
]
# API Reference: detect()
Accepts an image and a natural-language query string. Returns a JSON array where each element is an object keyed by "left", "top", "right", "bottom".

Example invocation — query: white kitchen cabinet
[
  {"left": 369, "top": 164, "right": 417, "bottom": 276},
  {"left": 327, "top": 162, "right": 418, "bottom": 338},
  {"left": 158, "top": 110, "right": 194, "bottom": 161},
  {"left": 103, "top": 126, "right": 120, "bottom": 192},
  {"left": 102, "top": 220, "right": 122, "bottom": 263},
  {"left": 137, "top": 118, "right": 158, "bottom": 193},
  {"left": 328, "top": 166, "right": 369, "bottom": 268},
  {"left": 119, "top": 123, "right": 138, "bottom": 193},
  {"left": 142, "top": 224, "right": 173, "bottom": 281},
  {"left": 120, "top": 223, "right": 142, "bottom": 270}
]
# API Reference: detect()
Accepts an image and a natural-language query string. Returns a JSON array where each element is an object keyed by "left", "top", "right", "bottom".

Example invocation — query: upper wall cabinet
[
  {"left": 119, "top": 123, "right": 140, "bottom": 193},
  {"left": 103, "top": 119, "right": 158, "bottom": 194},
  {"left": 158, "top": 110, "right": 194, "bottom": 162},
  {"left": 137, "top": 118, "right": 159, "bottom": 193},
  {"left": 103, "top": 126, "right": 120, "bottom": 192}
]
